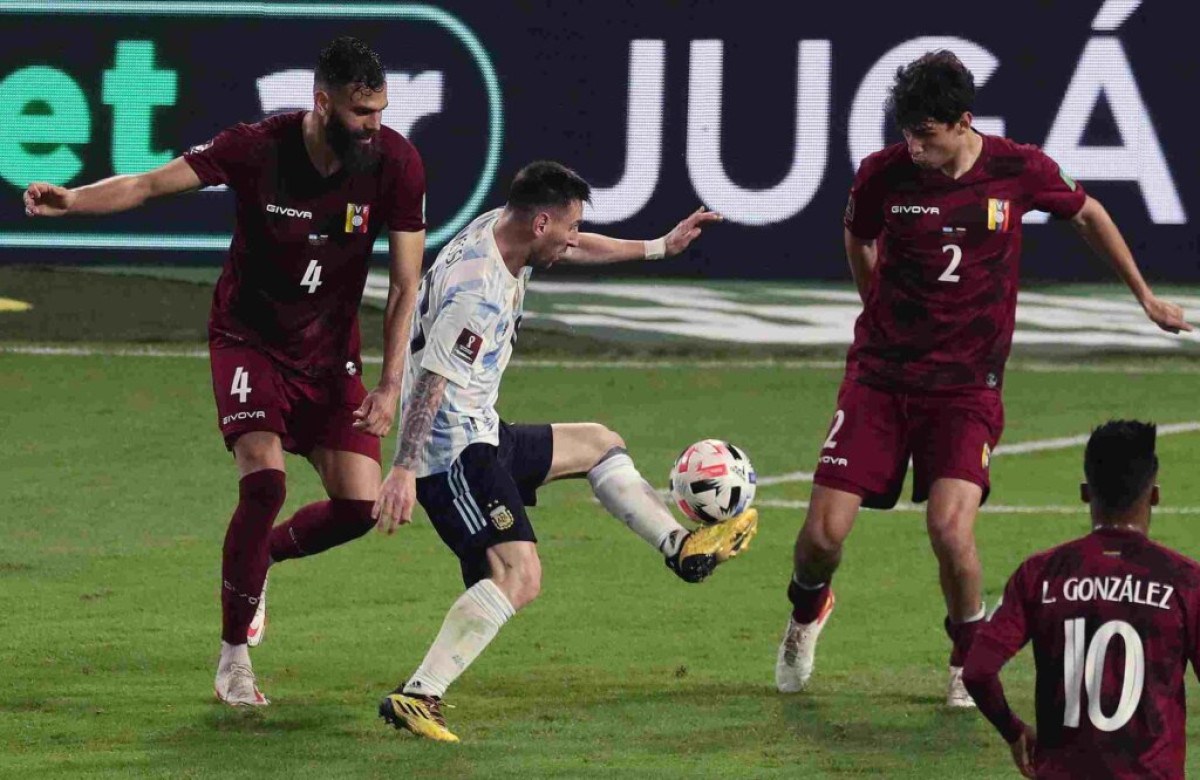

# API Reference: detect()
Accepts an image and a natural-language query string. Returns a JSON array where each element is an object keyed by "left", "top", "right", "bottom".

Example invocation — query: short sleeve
[
  {"left": 844, "top": 155, "right": 886, "bottom": 240},
  {"left": 182, "top": 124, "right": 258, "bottom": 188},
  {"left": 384, "top": 145, "right": 427, "bottom": 233},
  {"left": 419, "top": 286, "right": 500, "bottom": 389},
  {"left": 1026, "top": 148, "right": 1086, "bottom": 219}
]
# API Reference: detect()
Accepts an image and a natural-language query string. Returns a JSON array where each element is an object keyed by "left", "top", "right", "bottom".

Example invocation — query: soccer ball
[{"left": 669, "top": 439, "right": 757, "bottom": 525}]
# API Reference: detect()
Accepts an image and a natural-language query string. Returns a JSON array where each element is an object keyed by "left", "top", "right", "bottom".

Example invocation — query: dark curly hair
[
  {"left": 887, "top": 50, "right": 975, "bottom": 131},
  {"left": 315, "top": 36, "right": 385, "bottom": 92},
  {"left": 1085, "top": 420, "right": 1159, "bottom": 513}
]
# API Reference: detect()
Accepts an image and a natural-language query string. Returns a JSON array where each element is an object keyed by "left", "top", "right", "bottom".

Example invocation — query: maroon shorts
[
  {"left": 209, "top": 343, "right": 381, "bottom": 461},
  {"left": 812, "top": 380, "right": 1004, "bottom": 509}
]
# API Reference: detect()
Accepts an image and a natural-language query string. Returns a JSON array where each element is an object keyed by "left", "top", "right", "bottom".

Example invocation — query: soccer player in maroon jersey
[
  {"left": 775, "top": 50, "right": 1192, "bottom": 706},
  {"left": 23, "top": 38, "right": 427, "bottom": 706},
  {"left": 963, "top": 421, "right": 1200, "bottom": 779}
]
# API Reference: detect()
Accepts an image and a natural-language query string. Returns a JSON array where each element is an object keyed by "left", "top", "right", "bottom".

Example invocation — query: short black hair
[
  {"left": 1084, "top": 420, "right": 1159, "bottom": 513},
  {"left": 887, "top": 50, "right": 975, "bottom": 131},
  {"left": 316, "top": 36, "right": 385, "bottom": 92},
  {"left": 506, "top": 161, "right": 591, "bottom": 213}
]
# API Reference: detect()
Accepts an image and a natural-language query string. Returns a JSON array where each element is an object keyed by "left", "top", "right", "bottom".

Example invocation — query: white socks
[
  {"left": 587, "top": 451, "right": 687, "bottom": 557},
  {"left": 404, "top": 579, "right": 516, "bottom": 699},
  {"left": 219, "top": 640, "right": 250, "bottom": 669}
]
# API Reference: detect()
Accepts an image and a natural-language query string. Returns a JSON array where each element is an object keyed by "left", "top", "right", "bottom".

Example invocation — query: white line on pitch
[{"left": 4, "top": 344, "right": 1200, "bottom": 374}]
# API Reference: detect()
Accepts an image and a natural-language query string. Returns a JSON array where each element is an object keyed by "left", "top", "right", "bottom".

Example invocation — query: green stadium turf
[{"left": 2, "top": 350, "right": 1199, "bottom": 778}]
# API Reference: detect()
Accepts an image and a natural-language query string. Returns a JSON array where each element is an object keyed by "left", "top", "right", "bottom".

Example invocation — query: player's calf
[{"left": 268, "top": 498, "right": 376, "bottom": 563}]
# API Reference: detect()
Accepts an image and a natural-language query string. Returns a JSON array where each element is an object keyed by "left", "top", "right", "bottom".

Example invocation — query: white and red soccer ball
[{"left": 669, "top": 439, "right": 757, "bottom": 525}]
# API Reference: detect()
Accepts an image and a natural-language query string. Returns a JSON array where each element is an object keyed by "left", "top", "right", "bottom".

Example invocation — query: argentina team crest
[
  {"left": 489, "top": 504, "right": 515, "bottom": 531},
  {"left": 345, "top": 203, "right": 370, "bottom": 233}
]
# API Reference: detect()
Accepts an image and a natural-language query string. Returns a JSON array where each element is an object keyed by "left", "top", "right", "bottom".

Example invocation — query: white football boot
[
  {"left": 775, "top": 590, "right": 835, "bottom": 693},
  {"left": 946, "top": 666, "right": 977, "bottom": 708},
  {"left": 247, "top": 575, "right": 268, "bottom": 648},
  {"left": 215, "top": 661, "right": 270, "bottom": 707}
]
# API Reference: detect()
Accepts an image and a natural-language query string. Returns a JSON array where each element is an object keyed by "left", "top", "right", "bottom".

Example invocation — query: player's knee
[
  {"left": 590, "top": 424, "right": 626, "bottom": 463},
  {"left": 234, "top": 433, "right": 283, "bottom": 474},
  {"left": 927, "top": 512, "right": 978, "bottom": 562},
  {"left": 489, "top": 547, "right": 542, "bottom": 609},
  {"left": 800, "top": 511, "right": 850, "bottom": 561},
  {"left": 799, "top": 526, "right": 843, "bottom": 564}
]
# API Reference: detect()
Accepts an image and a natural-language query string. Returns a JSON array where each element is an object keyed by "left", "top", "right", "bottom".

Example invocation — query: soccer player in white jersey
[{"left": 372, "top": 161, "right": 759, "bottom": 742}]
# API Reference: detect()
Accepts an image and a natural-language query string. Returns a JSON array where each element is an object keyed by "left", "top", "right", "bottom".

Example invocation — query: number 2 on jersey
[
  {"left": 939, "top": 244, "right": 962, "bottom": 283},
  {"left": 1063, "top": 618, "right": 1145, "bottom": 732},
  {"left": 301, "top": 259, "right": 323, "bottom": 293}
]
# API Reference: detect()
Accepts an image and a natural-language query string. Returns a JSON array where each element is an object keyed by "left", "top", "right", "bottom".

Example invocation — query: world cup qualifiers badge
[{"left": 345, "top": 203, "right": 370, "bottom": 233}]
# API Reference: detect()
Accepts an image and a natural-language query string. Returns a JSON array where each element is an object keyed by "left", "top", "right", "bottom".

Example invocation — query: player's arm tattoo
[{"left": 392, "top": 369, "right": 449, "bottom": 469}]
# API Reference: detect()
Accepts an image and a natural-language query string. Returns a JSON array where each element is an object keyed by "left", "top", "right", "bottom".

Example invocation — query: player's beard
[{"left": 326, "top": 113, "right": 379, "bottom": 175}]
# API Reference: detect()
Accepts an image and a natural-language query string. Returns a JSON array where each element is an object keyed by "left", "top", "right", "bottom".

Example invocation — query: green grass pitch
[{"left": 2, "top": 350, "right": 1199, "bottom": 778}]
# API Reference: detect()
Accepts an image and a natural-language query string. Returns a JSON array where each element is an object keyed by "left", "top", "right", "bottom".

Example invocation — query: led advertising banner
[{"left": 1, "top": 0, "right": 1194, "bottom": 280}]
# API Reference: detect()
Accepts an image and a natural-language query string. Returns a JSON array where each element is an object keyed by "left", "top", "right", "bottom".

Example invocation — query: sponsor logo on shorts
[
  {"left": 222, "top": 410, "right": 267, "bottom": 426},
  {"left": 489, "top": 504, "right": 515, "bottom": 531},
  {"left": 266, "top": 203, "right": 313, "bottom": 219},
  {"left": 982, "top": 443, "right": 992, "bottom": 470},
  {"left": 345, "top": 361, "right": 358, "bottom": 376},
  {"left": 453, "top": 328, "right": 484, "bottom": 364},
  {"left": 986, "top": 372, "right": 998, "bottom": 388},
  {"left": 819, "top": 455, "right": 849, "bottom": 467}
]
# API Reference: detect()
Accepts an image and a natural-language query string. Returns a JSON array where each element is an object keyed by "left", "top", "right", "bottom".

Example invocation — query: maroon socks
[
  {"left": 787, "top": 577, "right": 832, "bottom": 624},
  {"left": 221, "top": 469, "right": 286, "bottom": 644},
  {"left": 268, "top": 499, "right": 376, "bottom": 563}
]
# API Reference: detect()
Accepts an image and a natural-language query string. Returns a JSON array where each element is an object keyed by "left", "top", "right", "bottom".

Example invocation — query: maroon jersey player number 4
[
  {"left": 776, "top": 50, "right": 1190, "bottom": 710},
  {"left": 22, "top": 37, "right": 429, "bottom": 708}
]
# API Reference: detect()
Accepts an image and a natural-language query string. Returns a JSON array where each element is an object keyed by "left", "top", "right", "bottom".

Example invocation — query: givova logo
[{"left": 267, "top": 204, "right": 312, "bottom": 219}]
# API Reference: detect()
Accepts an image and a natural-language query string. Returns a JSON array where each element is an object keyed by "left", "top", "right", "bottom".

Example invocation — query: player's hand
[
  {"left": 353, "top": 383, "right": 400, "bottom": 437},
  {"left": 1007, "top": 723, "right": 1037, "bottom": 779},
  {"left": 663, "top": 206, "right": 723, "bottom": 257},
  {"left": 23, "top": 182, "right": 75, "bottom": 217},
  {"left": 1140, "top": 293, "right": 1193, "bottom": 334},
  {"left": 373, "top": 465, "right": 416, "bottom": 534}
]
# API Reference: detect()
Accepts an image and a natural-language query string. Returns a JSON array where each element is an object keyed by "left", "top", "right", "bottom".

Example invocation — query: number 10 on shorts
[{"left": 231, "top": 366, "right": 252, "bottom": 403}]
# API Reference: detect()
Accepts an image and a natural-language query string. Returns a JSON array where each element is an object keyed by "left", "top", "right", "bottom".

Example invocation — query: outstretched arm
[
  {"left": 560, "top": 207, "right": 722, "bottom": 265},
  {"left": 1070, "top": 195, "right": 1192, "bottom": 333},
  {"left": 23, "top": 157, "right": 203, "bottom": 217},
  {"left": 372, "top": 369, "right": 450, "bottom": 534}
]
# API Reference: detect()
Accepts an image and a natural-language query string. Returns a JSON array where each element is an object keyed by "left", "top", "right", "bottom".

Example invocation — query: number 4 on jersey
[
  {"left": 301, "top": 259, "right": 323, "bottom": 293},
  {"left": 231, "top": 366, "right": 252, "bottom": 403}
]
